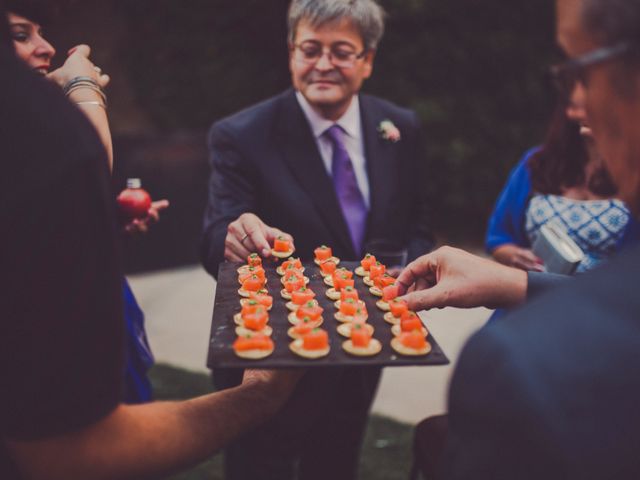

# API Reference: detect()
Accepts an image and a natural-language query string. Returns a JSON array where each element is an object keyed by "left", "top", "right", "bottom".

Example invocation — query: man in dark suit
[
  {"left": 201, "top": 0, "right": 432, "bottom": 276},
  {"left": 397, "top": 0, "right": 640, "bottom": 477},
  {"left": 201, "top": 1, "right": 432, "bottom": 479}
]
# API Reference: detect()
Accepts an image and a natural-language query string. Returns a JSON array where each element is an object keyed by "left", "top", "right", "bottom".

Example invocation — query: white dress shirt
[{"left": 295, "top": 91, "right": 371, "bottom": 208}]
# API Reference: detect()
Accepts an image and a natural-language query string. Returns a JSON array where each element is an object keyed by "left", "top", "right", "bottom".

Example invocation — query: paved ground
[{"left": 129, "top": 265, "right": 491, "bottom": 425}]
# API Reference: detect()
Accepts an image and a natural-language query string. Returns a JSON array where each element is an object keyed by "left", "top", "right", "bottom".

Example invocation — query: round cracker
[
  {"left": 235, "top": 325, "right": 273, "bottom": 337},
  {"left": 234, "top": 347, "right": 274, "bottom": 360},
  {"left": 289, "top": 339, "right": 330, "bottom": 359},
  {"left": 391, "top": 325, "right": 429, "bottom": 337},
  {"left": 325, "top": 288, "right": 341, "bottom": 300},
  {"left": 280, "top": 289, "right": 292, "bottom": 300},
  {"left": 334, "top": 299, "right": 365, "bottom": 310},
  {"left": 276, "top": 265, "right": 305, "bottom": 276},
  {"left": 363, "top": 276, "right": 374, "bottom": 287},
  {"left": 287, "top": 326, "right": 303, "bottom": 340},
  {"left": 271, "top": 248, "right": 294, "bottom": 259},
  {"left": 281, "top": 275, "right": 309, "bottom": 286},
  {"left": 355, "top": 266, "right": 366, "bottom": 277},
  {"left": 239, "top": 298, "right": 272, "bottom": 311},
  {"left": 336, "top": 322, "right": 374, "bottom": 338},
  {"left": 286, "top": 299, "right": 319, "bottom": 312},
  {"left": 287, "top": 311, "right": 324, "bottom": 326},
  {"left": 369, "top": 286, "right": 383, "bottom": 297},
  {"left": 390, "top": 337, "right": 432, "bottom": 356},
  {"left": 376, "top": 299, "right": 390, "bottom": 311},
  {"left": 287, "top": 321, "right": 322, "bottom": 340},
  {"left": 237, "top": 265, "right": 251, "bottom": 275},
  {"left": 383, "top": 312, "right": 401, "bottom": 325},
  {"left": 238, "top": 288, "right": 252, "bottom": 298},
  {"left": 314, "top": 256, "right": 340, "bottom": 266},
  {"left": 342, "top": 338, "right": 382, "bottom": 357},
  {"left": 323, "top": 276, "right": 334, "bottom": 287},
  {"left": 334, "top": 311, "right": 369, "bottom": 323}
]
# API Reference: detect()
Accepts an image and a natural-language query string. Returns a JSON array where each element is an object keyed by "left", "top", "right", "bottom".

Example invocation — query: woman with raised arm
[{"left": 6, "top": 0, "right": 168, "bottom": 403}]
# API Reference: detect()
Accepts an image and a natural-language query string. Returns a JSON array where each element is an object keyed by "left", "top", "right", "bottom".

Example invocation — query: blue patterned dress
[{"left": 525, "top": 195, "right": 630, "bottom": 272}]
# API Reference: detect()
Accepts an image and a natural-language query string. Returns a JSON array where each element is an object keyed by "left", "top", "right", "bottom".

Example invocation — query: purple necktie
[{"left": 325, "top": 125, "right": 368, "bottom": 255}]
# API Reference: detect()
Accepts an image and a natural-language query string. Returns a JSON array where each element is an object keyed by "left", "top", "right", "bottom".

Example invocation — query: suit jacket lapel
[
  {"left": 276, "top": 90, "right": 354, "bottom": 254},
  {"left": 360, "top": 94, "right": 396, "bottom": 239}
]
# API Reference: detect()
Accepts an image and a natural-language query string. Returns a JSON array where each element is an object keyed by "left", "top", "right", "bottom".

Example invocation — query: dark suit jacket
[
  {"left": 443, "top": 244, "right": 640, "bottom": 479},
  {"left": 201, "top": 88, "right": 433, "bottom": 277}
]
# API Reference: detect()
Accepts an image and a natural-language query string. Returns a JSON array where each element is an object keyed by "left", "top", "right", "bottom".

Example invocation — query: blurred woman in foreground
[{"left": 7, "top": 0, "right": 167, "bottom": 402}]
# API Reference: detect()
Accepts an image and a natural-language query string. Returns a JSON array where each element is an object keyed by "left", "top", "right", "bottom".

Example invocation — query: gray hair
[
  {"left": 287, "top": 0, "right": 386, "bottom": 51},
  {"left": 582, "top": 0, "right": 640, "bottom": 46},
  {"left": 582, "top": 0, "right": 640, "bottom": 97}
]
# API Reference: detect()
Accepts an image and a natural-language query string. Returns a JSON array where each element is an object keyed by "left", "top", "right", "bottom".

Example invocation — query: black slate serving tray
[{"left": 207, "top": 261, "right": 449, "bottom": 369}]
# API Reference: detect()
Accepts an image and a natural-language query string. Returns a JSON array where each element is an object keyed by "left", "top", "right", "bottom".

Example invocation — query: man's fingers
[
  {"left": 386, "top": 266, "right": 402, "bottom": 278},
  {"left": 225, "top": 234, "right": 252, "bottom": 261},
  {"left": 247, "top": 229, "right": 270, "bottom": 257},
  {"left": 396, "top": 255, "right": 436, "bottom": 294},
  {"left": 415, "top": 276, "right": 431, "bottom": 292},
  {"left": 401, "top": 286, "right": 446, "bottom": 312},
  {"left": 237, "top": 215, "right": 271, "bottom": 256},
  {"left": 224, "top": 247, "right": 244, "bottom": 263},
  {"left": 228, "top": 216, "right": 264, "bottom": 258}
]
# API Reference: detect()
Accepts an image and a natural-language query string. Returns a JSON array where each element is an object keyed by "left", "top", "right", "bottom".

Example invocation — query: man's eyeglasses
[
  {"left": 292, "top": 41, "right": 367, "bottom": 69},
  {"left": 549, "top": 42, "right": 631, "bottom": 93}
]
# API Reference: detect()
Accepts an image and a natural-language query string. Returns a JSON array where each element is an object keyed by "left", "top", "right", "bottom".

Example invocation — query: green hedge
[{"left": 115, "top": 0, "right": 558, "bottom": 242}]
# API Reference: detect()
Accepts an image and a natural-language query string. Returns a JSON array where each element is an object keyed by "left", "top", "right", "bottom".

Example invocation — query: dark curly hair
[{"left": 528, "top": 98, "right": 617, "bottom": 196}]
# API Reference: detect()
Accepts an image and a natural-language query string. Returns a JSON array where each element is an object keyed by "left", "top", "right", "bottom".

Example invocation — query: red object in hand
[{"left": 117, "top": 178, "right": 151, "bottom": 220}]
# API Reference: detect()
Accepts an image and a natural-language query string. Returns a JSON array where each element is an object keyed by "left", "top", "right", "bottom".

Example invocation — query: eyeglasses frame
[
  {"left": 550, "top": 41, "right": 632, "bottom": 92},
  {"left": 291, "top": 42, "right": 368, "bottom": 69}
]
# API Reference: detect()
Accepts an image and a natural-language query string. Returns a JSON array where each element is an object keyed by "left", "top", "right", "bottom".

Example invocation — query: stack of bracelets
[{"left": 63, "top": 76, "right": 107, "bottom": 110}]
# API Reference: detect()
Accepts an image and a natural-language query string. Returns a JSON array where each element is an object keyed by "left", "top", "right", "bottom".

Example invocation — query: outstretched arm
[
  {"left": 48, "top": 44, "right": 113, "bottom": 169},
  {"left": 6, "top": 369, "right": 301, "bottom": 480},
  {"left": 201, "top": 124, "right": 294, "bottom": 275},
  {"left": 396, "top": 246, "right": 528, "bottom": 311}
]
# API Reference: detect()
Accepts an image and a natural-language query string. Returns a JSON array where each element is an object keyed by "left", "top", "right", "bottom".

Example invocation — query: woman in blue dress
[{"left": 486, "top": 84, "right": 640, "bottom": 274}]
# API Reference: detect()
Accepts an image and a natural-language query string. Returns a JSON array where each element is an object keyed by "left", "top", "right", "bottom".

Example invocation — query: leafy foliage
[{"left": 115, "top": 0, "right": 558, "bottom": 241}]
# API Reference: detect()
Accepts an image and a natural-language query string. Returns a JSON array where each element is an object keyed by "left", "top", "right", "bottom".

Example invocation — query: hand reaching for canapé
[
  {"left": 225, "top": 213, "right": 295, "bottom": 262},
  {"left": 396, "top": 246, "right": 529, "bottom": 311}
]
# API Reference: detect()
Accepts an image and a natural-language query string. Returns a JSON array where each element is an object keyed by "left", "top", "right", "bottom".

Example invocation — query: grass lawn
[{"left": 150, "top": 364, "right": 414, "bottom": 480}]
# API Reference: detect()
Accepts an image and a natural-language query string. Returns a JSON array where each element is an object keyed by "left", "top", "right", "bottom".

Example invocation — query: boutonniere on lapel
[{"left": 377, "top": 119, "right": 401, "bottom": 143}]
